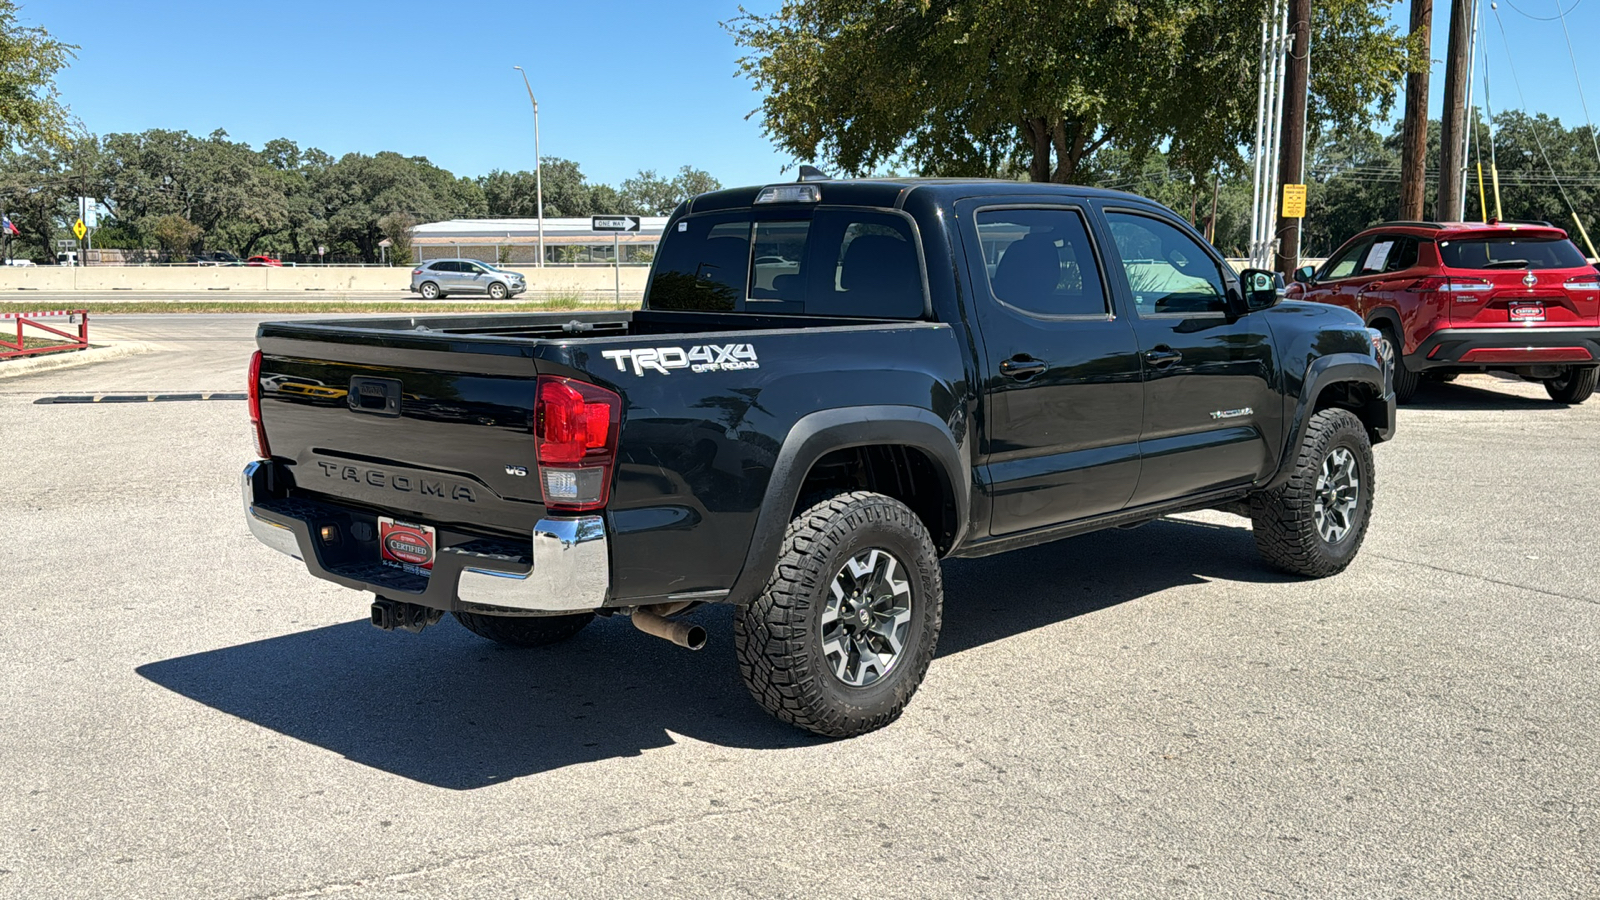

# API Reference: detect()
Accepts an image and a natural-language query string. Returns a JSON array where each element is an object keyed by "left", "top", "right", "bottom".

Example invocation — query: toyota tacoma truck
[{"left": 244, "top": 178, "right": 1395, "bottom": 738}]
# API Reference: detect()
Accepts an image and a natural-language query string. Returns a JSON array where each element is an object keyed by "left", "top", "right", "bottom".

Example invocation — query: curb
[{"left": 0, "top": 342, "right": 159, "bottom": 380}]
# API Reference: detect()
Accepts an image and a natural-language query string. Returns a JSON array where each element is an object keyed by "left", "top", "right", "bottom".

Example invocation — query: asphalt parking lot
[{"left": 2, "top": 315, "right": 1597, "bottom": 898}]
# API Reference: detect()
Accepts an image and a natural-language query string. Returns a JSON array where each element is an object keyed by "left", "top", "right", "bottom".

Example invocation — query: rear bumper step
[
  {"left": 242, "top": 460, "right": 609, "bottom": 613},
  {"left": 1406, "top": 327, "right": 1600, "bottom": 370}
]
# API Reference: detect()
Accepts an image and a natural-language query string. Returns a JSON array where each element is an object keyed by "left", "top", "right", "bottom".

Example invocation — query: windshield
[{"left": 1439, "top": 236, "right": 1588, "bottom": 270}]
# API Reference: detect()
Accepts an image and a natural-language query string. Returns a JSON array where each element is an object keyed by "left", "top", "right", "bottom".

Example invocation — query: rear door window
[
  {"left": 973, "top": 208, "right": 1107, "bottom": 316},
  {"left": 1439, "top": 236, "right": 1589, "bottom": 270}
]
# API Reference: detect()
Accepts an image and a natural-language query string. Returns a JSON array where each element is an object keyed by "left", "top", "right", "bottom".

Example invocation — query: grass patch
[
  {"left": 0, "top": 336, "right": 82, "bottom": 356},
  {"left": 0, "top": 297, "right": 642, "bottom": 315}
]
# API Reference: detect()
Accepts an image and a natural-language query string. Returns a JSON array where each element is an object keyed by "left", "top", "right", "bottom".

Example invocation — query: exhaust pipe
[{"left": 630, "top": 608, "right": 706, "bottom": 650}]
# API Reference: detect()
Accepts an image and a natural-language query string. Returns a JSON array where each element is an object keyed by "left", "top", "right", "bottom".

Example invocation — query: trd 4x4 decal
[{"left": 600, "top": 343, "right": 759, "bottom": 376}]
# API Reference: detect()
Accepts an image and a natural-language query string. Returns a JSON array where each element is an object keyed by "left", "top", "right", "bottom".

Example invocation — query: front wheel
[
  {"left": 487, "top": 281, "right": 508, "bottom": 300},
  {"left": 1250, "top": 408, "right": 1376, "bottom": 578},
  {"left": 1544, "top": 367, "right": 1597, "bottom": 404},
  {"left": 735, "top": 491, "right": 943, "bottom": 738}
]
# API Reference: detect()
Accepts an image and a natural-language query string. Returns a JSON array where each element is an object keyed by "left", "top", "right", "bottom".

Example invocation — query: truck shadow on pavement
[
  {"left": 1403, "top": 379, "right": 1562, "bottom": 410},
  {"left": 138, "top": 517, "right": 1289, "bottom": 788}
]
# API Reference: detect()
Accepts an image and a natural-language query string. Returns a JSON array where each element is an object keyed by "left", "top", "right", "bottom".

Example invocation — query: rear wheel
[
  {"left": 487, "top": 281, "right": 508, "bottom": 300},
  {"left": 419, "top": 281, "right": 441, "bottom": 299},
  {"left": 1250, "top": 408, "right": 1375, "bottom": 578},
  {"left": 1374, "top": 326, "right": 1419, "bottom": 403},
  {"left": 1544, "top": 367, "right": 1597, "bottom": 404},
  {"left": 452, "top": 610, "right": 594, "bottom": 647},
  {"left": 735, "top": 491, "right": 942, "bottom": 738}
]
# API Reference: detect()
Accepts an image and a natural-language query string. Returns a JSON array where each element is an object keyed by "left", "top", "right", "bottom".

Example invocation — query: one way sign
[{"left": 591, "top": 215, "right": 641, "bottom": 233}]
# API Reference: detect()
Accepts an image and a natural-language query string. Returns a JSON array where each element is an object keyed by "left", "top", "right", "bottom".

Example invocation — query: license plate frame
[
  {"left": 378, "top": 516, "right": 436, "bottom": 574},
  {"left": 1509, "top": 301, "right": 1546, "bottom": 322}
]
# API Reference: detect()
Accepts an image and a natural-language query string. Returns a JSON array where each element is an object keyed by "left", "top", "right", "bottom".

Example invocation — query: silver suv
[{"left": 410, "top": 259, "right": 527, "bottom": 299}]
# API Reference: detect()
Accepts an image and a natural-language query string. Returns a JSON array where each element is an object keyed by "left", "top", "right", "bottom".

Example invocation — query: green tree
[
  {"left": 729, "top": 0, "right": 1421, "bottom": 184},
  {"left": 148, "top": 213, "right": 199, "bottom": 259},
  {"left": 0, "top": 2, "right": 76, "bottom": 148}
]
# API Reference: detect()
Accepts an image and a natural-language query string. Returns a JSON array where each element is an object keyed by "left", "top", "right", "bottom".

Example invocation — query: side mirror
[
  {"left": 1240, "top": 268, "right": 1282, "bottom": 311},
  {"left": 1293, "top": 264, "right": 1317, "bottom": 285}
]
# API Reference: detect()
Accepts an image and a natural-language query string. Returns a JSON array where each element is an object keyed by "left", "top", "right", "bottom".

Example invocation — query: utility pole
[
  {"left": 1437, "top": 0, "right": 1473, "bottom": 221},
  {"left": 1274, "top": 0, "right": 1311, "bottom": 276},
  {"left": 1399, "top": 0, "right": 1433, "bottom": 220}
]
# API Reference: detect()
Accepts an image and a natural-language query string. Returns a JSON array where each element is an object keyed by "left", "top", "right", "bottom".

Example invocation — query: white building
[{"left": 409, "top": 217, "right": 671, "bottom": 266}]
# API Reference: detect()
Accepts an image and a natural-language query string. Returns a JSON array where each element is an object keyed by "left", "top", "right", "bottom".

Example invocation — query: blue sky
[{"left": 28, "top": 0, "right": 1600, "bottom": 190}]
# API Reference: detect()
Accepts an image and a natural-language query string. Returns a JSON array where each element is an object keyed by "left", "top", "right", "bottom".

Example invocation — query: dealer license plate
[
  {"left": 378, "top": 516, "right": 435, "bottom": 575},
  {"left": 1509, "top": 302, "right": 1545, "bottom": 322}
]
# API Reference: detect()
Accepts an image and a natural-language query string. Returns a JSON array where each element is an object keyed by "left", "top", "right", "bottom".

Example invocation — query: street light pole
[{"left": 513, "top": 66, "right": 545, "bottom": 268}]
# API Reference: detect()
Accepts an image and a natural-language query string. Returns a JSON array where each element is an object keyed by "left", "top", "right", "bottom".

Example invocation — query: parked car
[
  {"left": 409, "top": 258, "right": 527, "bottom": 299},
  {"left": 190, "top": 250, "right": 243, "bottom": 266},
  {"left": 1289, "top": 221, "right": 1600, "bottom": 403},
  {"left": 54, "top": 251, "right": 77, "bottom": 266},
  {"left": 247, "top": 255, "right": 283, "bottom": 267},
  {"left": 4, "top": 258, "right": 36, "bottom": 266},
  {"left": 245, "top": 177, "right": 1394, "bottom": 737}
]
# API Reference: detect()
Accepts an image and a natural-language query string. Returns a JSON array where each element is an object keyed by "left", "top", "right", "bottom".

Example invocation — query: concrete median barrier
[{"left": 0, "top": 265, "right": 651, "bottom": 295}]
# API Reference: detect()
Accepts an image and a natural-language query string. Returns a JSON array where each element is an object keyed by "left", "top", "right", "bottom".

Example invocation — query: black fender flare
[
  {"left": 724, "top": 405, "right": 970, "bottom": 606},
  {"left": 1265, "top": 352, "right": 1393, "bottom": 491}
]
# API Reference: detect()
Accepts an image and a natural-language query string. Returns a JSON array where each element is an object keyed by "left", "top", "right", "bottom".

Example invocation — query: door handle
[
  {"left": 999, "top": 356, "right": 1047, "bottom": 380},
  {"left": 1144, "top": 347, "right": 1183, "bottom": 368}
]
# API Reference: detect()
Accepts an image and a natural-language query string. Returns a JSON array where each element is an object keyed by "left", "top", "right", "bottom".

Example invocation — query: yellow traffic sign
[
  {"left": 72, "top": 218, "right": 87, "bottom": 240},
  {"left": 1281, "top": 184, "right": 1307, "bottom": 219}
]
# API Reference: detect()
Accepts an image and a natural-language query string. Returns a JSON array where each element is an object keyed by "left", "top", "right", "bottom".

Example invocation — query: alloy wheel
[
  {"left": 819, "top": 548, "right": 913, "bottom": 688},
  {"left": 1313, "top": 447, "right": 1360, "bottom": 543}
]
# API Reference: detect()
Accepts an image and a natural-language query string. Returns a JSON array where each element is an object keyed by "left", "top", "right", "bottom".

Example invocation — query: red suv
[{"left": 1288, "top": 221, "right": 1600, "bottom": 403}]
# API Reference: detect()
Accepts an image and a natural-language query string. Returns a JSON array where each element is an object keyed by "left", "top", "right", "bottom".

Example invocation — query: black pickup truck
[{"left": 244, "top": 178, "right": 1395, "bottom": 737}]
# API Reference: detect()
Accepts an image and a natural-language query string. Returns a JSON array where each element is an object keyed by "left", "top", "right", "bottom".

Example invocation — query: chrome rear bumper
[{"left": 242, "top": 460, "right": 609, "bottom": 613}]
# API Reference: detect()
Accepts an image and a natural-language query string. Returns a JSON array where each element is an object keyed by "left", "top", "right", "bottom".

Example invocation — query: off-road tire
[
  {"left": 1544, "top": 367, "right": 1597, "bottom": 404},
  {"left": 488, "top": 281, "right": 508, "bottom": 300},
  {"left": 734, "top": 491, "right": 942, "bottom": 738},
  {"left": 1376, "top": 326, "right": 1419, "bottom": 403},
  {"left": 1249, "top": 408, "right": 1375, "bottom": 578},
  {"left": 452, "top": 610, "right": 594, "bottom": 647},
  {"left": 419, "top": 281, "right": 441, "bottom": 300}
]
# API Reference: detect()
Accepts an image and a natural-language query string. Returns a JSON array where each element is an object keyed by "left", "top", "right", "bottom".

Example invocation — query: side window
[
  {"left": 1321, "top": 239, "right": 1372, "bottom": 280},
  {"left": 973, "top": 208, "right": 1107, "bottom": 316},
  {"left": 431, "top": 261, "right": 458, "bottom": 272},
  {"left": 1104, "top": 211, "right": 1228, "bottom": 315},
  {"left": 1384, "top": 237, "right": 1419, "bottom": 272},
  {"left": 463, "top": 262, "right": 486, "bottom": 274},
  {"left": 646, "top": 215, "right": 751, "bottom": 311}
]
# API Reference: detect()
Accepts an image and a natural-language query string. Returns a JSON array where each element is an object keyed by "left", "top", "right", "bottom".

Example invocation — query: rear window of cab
[{"left": 646, "top": 209, "right": 926, "bottom": 318}]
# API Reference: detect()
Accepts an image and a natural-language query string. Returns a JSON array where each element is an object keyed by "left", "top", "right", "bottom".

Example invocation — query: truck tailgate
[{"left": 256, "top": 324, "right": 547, "bottom": 537}]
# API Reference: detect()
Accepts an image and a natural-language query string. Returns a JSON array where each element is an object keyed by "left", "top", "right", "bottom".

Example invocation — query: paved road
[{"left": 2, "top": 317, "right": 1596, "bottom": 898}]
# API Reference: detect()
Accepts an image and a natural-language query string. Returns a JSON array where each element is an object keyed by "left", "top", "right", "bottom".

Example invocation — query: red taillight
[
  {"left": 247, "top": 350, "right": 271, "bottom": 459},
  {"left": 1565, "top": 274, "right": 1600, "bottom": 292},
  {"left": 412, "top": 268, "right": 423, "bottom": 275},
  {"left": 533, "top": 375, "right": 620, "bottom": 511}
]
